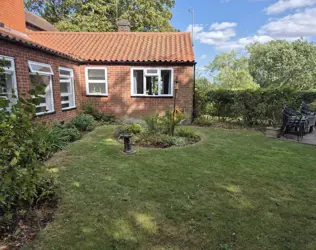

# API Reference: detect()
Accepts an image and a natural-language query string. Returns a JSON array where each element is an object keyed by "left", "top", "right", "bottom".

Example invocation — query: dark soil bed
[{"left": 0, "top": 198, "right": 58, "bottom": 250}]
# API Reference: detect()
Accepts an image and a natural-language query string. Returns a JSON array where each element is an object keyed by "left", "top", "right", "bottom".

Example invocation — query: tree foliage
[
  {"left": 247, "top": 39, "right": 316, "bottom": 90},
  {"left": 24, "top": 0, "right": 176, "bottom": 32},
  {"left": 206, "top": 51, "right": 260, "bottom": 90}
]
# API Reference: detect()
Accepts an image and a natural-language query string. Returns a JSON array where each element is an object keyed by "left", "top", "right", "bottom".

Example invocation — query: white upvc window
[
  {"left": 0, "top": 55, "right": 18, "bottom": 107},
  {"left": 131, "top": 68, "right": 174, "bottom": 97},
  {"left": 28, "top": 61, "right": 54, "bottom": 115},
  {"left": 85, "top": 67, "right": 108, "bottom": 96},
  {"left": 59, "top": 67, "right": 76, "bottom": 110}
]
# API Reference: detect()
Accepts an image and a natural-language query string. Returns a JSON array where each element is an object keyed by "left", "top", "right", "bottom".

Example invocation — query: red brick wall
[
  {"left": 0, "top": 40, "right": 194, "bottom": 121},
  {"left": 0, "top": 0, "right": 26, "bottom": 33},
  {"left": 0, "top": 40, "right": 80, "bottom": 122},
  {"left": 79, "top": 65, "right": 194, "bottom": 119}
]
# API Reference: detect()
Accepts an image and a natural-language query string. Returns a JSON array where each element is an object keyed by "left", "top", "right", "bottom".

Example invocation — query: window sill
[
  {"left": 131, "top": 95, "right": 174, "bottom": 98},
  {"left": 62, "top": 106, "right": 77, "bottom": 112},
  {"left": 36, "top": 111, "right": 56, "bottom": 117},
  {"left": 86, "top": 94, "right": 108, "bottom": 97}
]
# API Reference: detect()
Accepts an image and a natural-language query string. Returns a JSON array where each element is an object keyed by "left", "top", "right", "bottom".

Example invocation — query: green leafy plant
[
  {"left": 123, "top": 124, "right": 143, "bottom": 135},
  {"left": 0, "top": 61, "right": 55, "bottom": 215},
  {"left": 175, "top": 127, "right": 200, "bottom": 143},
  {"left": 159, "top": 109, "right": 184, "bottom": 136},
  {"left": 94, "top": 112, "right": 116, "bottom": 124},
  {"left": 194, "top": 116, "right": 213, "bottom": 127},
  {"left": 70, "top": 114, "right": 97, "bottom": 132},
  {"left": 145, "top": 115, "right": 160, "bottom": 133}
]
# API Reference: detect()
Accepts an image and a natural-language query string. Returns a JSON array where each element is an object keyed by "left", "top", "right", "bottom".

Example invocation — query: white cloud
[
  {"left": 260, "top": 8, "right": 316, "bottom": 37},
  {"left": 266, "top": 0, "right": 316, "bottom": 15},
  {"left": 210, "top": 22, "right": 237, "bottom": 30},
  {"left": 200, "top": 54, "right": 208, "bottom": 60},
  {"left": 186, "top": 23, "right": 237, "bottom": 46},
  {"left": 217, "top": 35, "right": 274, "bottom": 50}
]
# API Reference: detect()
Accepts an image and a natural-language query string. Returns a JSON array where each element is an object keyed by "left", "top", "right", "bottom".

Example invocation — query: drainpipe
[{"left": 192, "top": 63, "right": 197, "bottom": 123}]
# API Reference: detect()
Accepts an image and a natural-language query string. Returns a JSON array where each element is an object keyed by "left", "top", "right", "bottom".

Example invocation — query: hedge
[{"left": 196, "top": 88, "right": 316, "bottom": 126}]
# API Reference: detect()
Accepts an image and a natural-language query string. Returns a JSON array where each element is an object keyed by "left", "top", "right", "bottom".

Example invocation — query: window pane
[
  {"left": 146, "top": 76, "right": 159, "bottom": 95},
  {"left": 30, "top": 74, "right": 53, "bottom": 113},
  {"left": 38, "top": 96, "right": 46, "bottom": 104},
  {"left": 133, "top": 70, "right": 144, "bottom": 94},
  {"left": 36, "top": 106, "right": 47, "bottom": 113},
  {"left": 61, "top": 96, "right": 69, "bottom": 101},
  {"left": 30, "top": 62, "right": 52, "bottom": 73},
  {"left": 146, "top": 69, "right": 158, "bottom": 75},
  {"left": 161, "top": 70, "right": 172, "bottom": 95},
  {"left": 30, "top": 74, "right": 50, "bottom": 86},
  {"left": 1, "top": 59, "right": 12, "bottom": 68},
  {"left": 60, "top": 82, "right": 70, "bottom": 94},
  {"left": 88, "top": 69, "right": 105, "bottom": 80},
  {"left": 62, "top": 103, "right": 70, "bottom": 109},
  {"left": 0, "top": 74, "right": 11, "bottom": 97},
  {"left": 89, "top": 82, "right": 106, "bottom": 94},
  {"left": 59, "top": 69, "right": 71, "bottom": 76}
]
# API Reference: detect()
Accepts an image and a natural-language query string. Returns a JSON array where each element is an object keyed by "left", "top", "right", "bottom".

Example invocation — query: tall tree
[
  {"left": 206, "top": 51, "right": 259, "bottom": 90},
  {"left": 24, "top": 0, "right": 175, "bottom": 32},
  {"left": 247, "top": 39, "right": 316, "bottom": 90}
]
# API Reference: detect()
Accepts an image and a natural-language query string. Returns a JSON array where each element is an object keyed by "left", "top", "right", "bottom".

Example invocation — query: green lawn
[{"left": 32, "top": 126, "right": 316, "bottom": 250}]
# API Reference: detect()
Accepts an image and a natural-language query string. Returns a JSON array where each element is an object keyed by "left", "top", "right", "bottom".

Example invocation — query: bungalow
[{"left": 0, "top": 0, "right": 196, "bottom": 122}]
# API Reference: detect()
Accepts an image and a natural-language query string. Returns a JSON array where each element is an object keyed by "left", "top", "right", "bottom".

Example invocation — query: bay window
[
  {"left": 59, "top": 67, "right": 75, "bottom": 110},
  {"left": 131, "top": 68, "right": 173, "bottom": 97},
  {"left": 28, "top": 61, "right": 54, "bottom": 115},
  {"left": 0, "top": 55, "right": 18, "bottom": 107},
  {"left": 85, "top": 67, "right": 108, "bottom": 96}
]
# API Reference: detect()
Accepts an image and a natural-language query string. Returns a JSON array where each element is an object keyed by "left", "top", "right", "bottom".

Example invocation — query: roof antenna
[{"left": 189, "top": 8, "right": 194, "bottom": 47}]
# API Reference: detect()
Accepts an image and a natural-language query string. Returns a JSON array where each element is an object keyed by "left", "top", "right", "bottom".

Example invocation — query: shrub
[
  {"left": 145, "top": 115, "right": 160, "bottom": 133},
  {"left": 194, "top": 116, "right": 213, "bottom": 127},
  {"left": 0, "top": 61, "right": 56, "bottom": 215},
  {"left": 124, "top": 124, "right": 143, "bottom": 135},
  {"left": 34, "top": 123, "right": 70, "bottom": 160},
  {"left": 196, "top": 88, "right": 316, "bottom": 127},
  {"left": 70, "top": 114, "right": 97, "bottom": 132},
  {"left": 159, "top": 109, "right": 184, "bottom": 136},
  {"left": 94, "top": 112, "right": 116, "bottom": 124},
  {"left": 81, "top": 101, "right": 97, "bottom": 116},
  {"left": 53, "top": 122, "right": 81, "bottom": 142},
  {"left": 135, "top": 134, "right": 177, "bottom": 148},
  {"left": 175, "top": 127, "right": 201, "bottom": 143}
]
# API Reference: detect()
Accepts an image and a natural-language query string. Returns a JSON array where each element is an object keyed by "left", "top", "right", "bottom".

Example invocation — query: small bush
[
  {"left": 124, "top": 117, "right": 147, "bottom": 127},
  {"left": 175, "top": 127, "right": 201, "bottom": 143},
  {"left": 94, "top": 112, "right": 116, "bottom": 124},
  {"left": 135, "top": 134, "right": 177, "bottom": 148},
  {"left": 35, "top": 123, "right": 76, "bottom": 160},
  {"left": 124, "top": 124, "right": 143, "bottom": 135},
  {"left": 159, "top": 109, "right": 184, "bottom": 136},
  {"left": 53, "top": 122, "right": 81, "bottom": 142},
  {"left": 70, "top": 114, "right": 97, "bottom": 132},
  {"left": 82, "top": 101, "right": 97, "bottom": 116},
  {"left": 145, "top": 115, "right": 160, "bottom": 133},
  {"left": 194, "top": 116, "right": 213, "bottom": 127}
]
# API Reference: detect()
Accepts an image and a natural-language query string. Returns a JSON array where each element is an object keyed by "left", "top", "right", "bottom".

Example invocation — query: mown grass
[{"left": 31, "top": 126, "right": 316, "bottom": 249}]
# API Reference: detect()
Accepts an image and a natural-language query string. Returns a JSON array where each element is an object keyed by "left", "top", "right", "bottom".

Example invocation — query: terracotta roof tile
[
  {"left": 0, "top": 28, "right": 77, "bottom": 60},
  {"left": 27, "top": 31, "right": 195, "bottom": 63}
]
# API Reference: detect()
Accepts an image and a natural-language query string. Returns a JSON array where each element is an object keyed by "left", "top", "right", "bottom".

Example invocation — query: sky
[{"left": 170, "top": 0, "right": 316, "bottom": 71}]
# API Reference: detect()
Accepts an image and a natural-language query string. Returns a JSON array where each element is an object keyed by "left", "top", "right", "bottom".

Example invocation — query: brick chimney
[
  {"left": 117, "top": 19, "right": 131, "bottom": 32},
  {"left": 0, "top": 0, "right": 26, "bottom": 33}
]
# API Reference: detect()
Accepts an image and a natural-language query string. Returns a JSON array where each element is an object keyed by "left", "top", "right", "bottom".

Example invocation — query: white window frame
[
  {"left": 85, "top": 67, "right": 108, "bottom": 96},
  {"left": 28, "top": 60, "right": 54, "bottom": 75},
  {"left": 59, "top": 67, "right": 76, "bottom": 110},
  {"left": 28, "top": 61, "right": 54, "bottom": 116},
  {"left": 0, "top": 55, "right": 18, "bottom": 107},
  {"left": 131, "top": 68, "right": 174, "bottom": 97}
]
